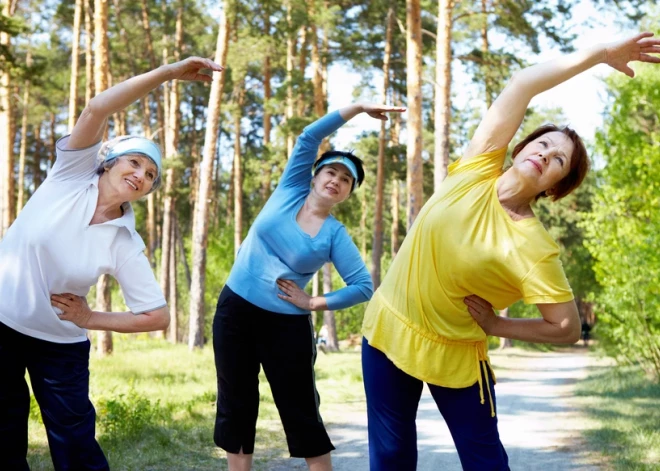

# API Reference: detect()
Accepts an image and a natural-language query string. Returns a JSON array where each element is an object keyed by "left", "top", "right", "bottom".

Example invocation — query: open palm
[{"left": 605, "top": 32, "right": 660, "bottom": 77}]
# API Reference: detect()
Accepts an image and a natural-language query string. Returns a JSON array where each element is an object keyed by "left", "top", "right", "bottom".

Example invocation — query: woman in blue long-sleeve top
[{"left": 213, "top": 103, "right": 405, "bottom": 471}]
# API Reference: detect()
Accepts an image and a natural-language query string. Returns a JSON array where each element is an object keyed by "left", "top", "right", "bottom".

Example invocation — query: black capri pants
[{"left": 212, "top": 286, "right": 335, "bottom": 458}]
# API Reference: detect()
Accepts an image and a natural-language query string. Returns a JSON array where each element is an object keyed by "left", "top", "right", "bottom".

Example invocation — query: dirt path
[
  {"left": 265, "top": 347, "right": 604, "bottom": 470},
  {"left": 324, "top": 347, "right": 602, "bottom": 471}
]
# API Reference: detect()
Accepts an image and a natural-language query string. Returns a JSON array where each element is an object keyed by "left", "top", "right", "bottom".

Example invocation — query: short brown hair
[{"left": 512, "top": 124, "right": 589, "bottom": 201}]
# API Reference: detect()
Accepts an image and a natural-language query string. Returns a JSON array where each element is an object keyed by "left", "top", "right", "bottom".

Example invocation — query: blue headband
[
  {"left": 314, "top": 156, "right": 360, "bottom": 190},
  {"left": 105, "top": 137, "right": 162, "bottom": 175}
]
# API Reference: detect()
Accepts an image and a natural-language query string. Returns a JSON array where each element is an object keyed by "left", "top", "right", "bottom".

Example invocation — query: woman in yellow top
[{"left": 361, "top": 33, "right": 660, "bottom": 471}]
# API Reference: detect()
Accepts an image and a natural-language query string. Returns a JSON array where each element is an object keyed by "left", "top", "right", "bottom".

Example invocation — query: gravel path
[{"left": 265, "top": 348, "right": 603, "bottom": 471}]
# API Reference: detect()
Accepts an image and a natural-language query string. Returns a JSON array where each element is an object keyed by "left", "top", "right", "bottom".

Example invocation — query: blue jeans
[
  {"left": 362, "top": 337, "right": 509, "bottom": 471},
  {"left": 0, "top": 321, "right": 109, "bottom": 471}
]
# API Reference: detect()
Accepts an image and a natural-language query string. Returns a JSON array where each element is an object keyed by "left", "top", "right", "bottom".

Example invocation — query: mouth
[
  {"left": 325, "top": 186, "right": 338, "bottom": 195},
  {"left": 125, "top": 179, "right": 139, "bottom": 191},
  {"left": 527, "top": 159, "right": 542, "bottom": 174}
]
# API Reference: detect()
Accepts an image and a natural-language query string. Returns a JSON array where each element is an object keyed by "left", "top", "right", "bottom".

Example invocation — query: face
[
  {"left": 311, "top": 164, "right": 355, "bottom": 204},
  {"left": 106, "top": 154, "right": 158, "bottom": 201},
  {"left": 512, "top": 131, "right": 574, "bottom": 194}
]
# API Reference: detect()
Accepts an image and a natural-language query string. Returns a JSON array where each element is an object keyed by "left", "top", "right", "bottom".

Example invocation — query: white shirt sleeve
[
  {"left": 49, "top": 135, "right": 102, "bottom": 182},
  {"left": 114, "top": 249, "right": 167, "bottom": 314}
]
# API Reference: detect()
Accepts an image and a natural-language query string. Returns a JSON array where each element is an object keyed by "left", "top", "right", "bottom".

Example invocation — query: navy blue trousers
[
  {"left": 0, "top": 321, "right": 109, "bottom": 471},
  {"left": 362, "top": 337, "right": 509, "bottom": 471}
]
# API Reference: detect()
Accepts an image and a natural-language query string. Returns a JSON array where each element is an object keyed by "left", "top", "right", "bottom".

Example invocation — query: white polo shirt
[{"left": 0, "top": 136, "right": 166, "bottom": 343}]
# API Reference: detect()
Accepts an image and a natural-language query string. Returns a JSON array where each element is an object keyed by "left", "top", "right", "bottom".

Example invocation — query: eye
[
  {"left": 555, "top": 156, "right": 564, "bottom": 167},
  {"left": 146, "top": 172, "right": 155, "bottom": 181},
  {"left": 130, "top": 159, "right": 139, "bottom": 166},
  {"left": 540, "top": 140, "right": 548, "bottom": 148}
]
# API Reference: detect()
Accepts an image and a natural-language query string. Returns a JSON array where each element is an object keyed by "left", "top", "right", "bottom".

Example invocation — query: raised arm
[
  {"left": 67, "top": 57, "right": 223, "bottom": 150},
  {"left": 463, "top": 32, "right": 660, "bottom": 161},
  {"left": 338, "top": 102, "right": 406, "bottom": 122}
]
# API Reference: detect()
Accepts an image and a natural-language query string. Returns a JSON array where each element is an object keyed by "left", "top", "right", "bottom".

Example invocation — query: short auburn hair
[{"left": 512, "top": 124, "right": 589, "bottom": 201}]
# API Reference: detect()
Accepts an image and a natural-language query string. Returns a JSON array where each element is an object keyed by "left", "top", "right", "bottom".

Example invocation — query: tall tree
[
  {"left": 16, "top": 49, "right": 31, "bottom": 215},
  {"left": 68, "top": 0, "right": 83, "bottom": 131},
  {"left": 0, "top": 0, "right": 19, "bottom": 236},
  {"left": 94, "top": 0, "right": 112, "bottom": 356},
  {"left": 322, "top": 263, "right": 339, "bottom": 351},
  {"left": 232, "top": 79, "right": 245, "bottom": 257},
  {"left": 95, "top": 275, "right": 113, "bottom": 356},
  {"left": 405, "top": 0, "right": 423, "bottom": 229},
  {"left": 433, "top": 0, "right": 453, "bottom": 189},
  {"left": 189, "top": 5, "right": 231, "bottom": 350},
  {"left": 370, "top": 6, "right": 394, "bottom": 289}
]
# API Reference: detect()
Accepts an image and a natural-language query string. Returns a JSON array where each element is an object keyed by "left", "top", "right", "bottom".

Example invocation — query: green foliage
[
  {"left": 582, "top": 64, "right": 660, "bottom": 380},
  {"left": 97, "top": 389, "right": 169, "bottom": 442}
]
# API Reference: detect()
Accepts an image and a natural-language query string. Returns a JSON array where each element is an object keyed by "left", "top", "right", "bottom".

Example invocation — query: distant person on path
[
  {"left": 0, "top": 57, "right": 222, "bottom": 471},
  {"left": 581, "top": 320, "right": 592, "bottom": 347},
  {"left": 213, "top": 103, "right": 404, "bottom": 471},
  {"left": 361, "top": 33, "right": 660, "bottom": 471}
]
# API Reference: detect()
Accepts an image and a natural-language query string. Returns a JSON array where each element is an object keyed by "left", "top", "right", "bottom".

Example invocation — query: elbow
[
  {"left": 149, "top": 307, "right": 170, "bottom": 331},
  {"left": 558, "top": 321, "right": 581, "bottom": 344}
]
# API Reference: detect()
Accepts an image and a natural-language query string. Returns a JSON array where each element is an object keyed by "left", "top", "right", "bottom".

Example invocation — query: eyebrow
[
  {"left": 544, "top": 135, "right": 568, "bottom": 160},
  {"left": 327, "top": 164, "right": 353, "bottom": 177}
]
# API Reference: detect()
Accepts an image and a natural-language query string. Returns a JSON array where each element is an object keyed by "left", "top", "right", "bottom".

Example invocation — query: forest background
[{"left": 0, "top": 0, "right": 659, "bottom": 382}]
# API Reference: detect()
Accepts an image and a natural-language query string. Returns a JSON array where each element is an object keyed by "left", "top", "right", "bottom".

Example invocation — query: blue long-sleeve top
[{"left": 225, "top": 110, "right": 374, "bottom": 314}]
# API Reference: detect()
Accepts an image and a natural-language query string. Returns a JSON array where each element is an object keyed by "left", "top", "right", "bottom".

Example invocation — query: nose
[{"left": 538, "top": 151, "right": 548, "bottom": 164}]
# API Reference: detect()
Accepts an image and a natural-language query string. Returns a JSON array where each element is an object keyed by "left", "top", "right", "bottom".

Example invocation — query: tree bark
[
  {"left": 168, "top": 214, "right": 178, "bottom": 343},
  {"left": 17, "top": 50, "right": 31, "bottom": 215},
  {"left": 285, "top": 0, "right": 296, "bottom": 156},
  {"left": 322, "top": 263, "right": 339, "bottom": 352},
  {"left": 188, "top": 6, "right": 231, "bottom": 350},
  {"left": 371, "top": 8, "right": 393, "bottom": 289},
  {"left": 390, "top": 92, "right": 402, "bottom": 257},
  {"left": 499, "top": 308, "right": 513, "bottom": 349},
  {"left": 84, "top": 0, "right": 94, "bottom": 105},
  {"left": 406, "top": 0, "right": 423, "bottom": 229},
  {"left": 261, "top": 31, "right": 272, "bottom": 201},
  {"left": 233, "top": 81, "right": 245, "bottom": 258},
  {"left": 141, "top": 0, "right": 166, "bottom": 146},
  {"left": 434, "top": 0, "right": 453, "bottom": 190},
  {"left": 0, "top": 0, "right": 17, "bottom": 236},
  {"left": 95, "top": 275, "right": 113, "bottom": 356},
  {"left": 68, "top": 0, "right": 83, "bottom": 132}
]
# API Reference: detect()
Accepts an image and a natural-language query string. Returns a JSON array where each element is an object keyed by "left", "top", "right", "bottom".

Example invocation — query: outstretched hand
[
  {"left": 605, "top": 32, "right": 660, "bottom": 77},
  {"left": 360, "top": 103, "right": 407, "bottom": 121},
  {"left": 51, "top": 293, "right": 93, "bottom": 328},
  {"left": 166, "top": 57, "right": 224, "bottom": 82},
  {"left": 464, "top": 294, "right": 497, "bottom": 335}
]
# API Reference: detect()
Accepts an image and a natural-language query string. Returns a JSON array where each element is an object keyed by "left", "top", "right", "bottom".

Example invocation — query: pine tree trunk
[
  {"left": 311, "top": 271, "right": 319, "bottom": 330},
  {"left": 188, "top": 6, "right": 231, "bottom": 350},
  {"left": 482, "top": 0, "right": 492, "bottom": 108},
  {"left": 167, "top": 215, "right": 178, "bottom": 343},
  {"left": 0, "top": 1, "right": 17, "bottom": 237},
  {"left": 17, "top": 51, "right": 31, "bottom": 215},
  {"left": 261, "top": 30, "right": 272, "bottom": 201},
  {"left": 32, "top": 125, "right": 43, "bottom": 190},
  {"left": 68, "top": 0, "right": 83, "bottom": 131},
  {"left": 84, "top": 0, "right": 94, "bottom": 105},
  {"left": 92, "top": 0, "right": 112, "bottom": 355},
  {"left": 233, "top": 82, "right": 245, "bottom": 258},
  {"left": 285, "top": 0, "right": 296, "bottom": 156},
  {"left": 406, "top": 0, "right": 423, "bottom": 229},
  {"left": 141, "top": 0, "right": 166, "bottom": 146},
  {"left": 296, "top": 25, "right": 308, "bottom": 117},
  {"left": 96, "top": 275, "right": 113, "bottom": 356},
  {"left": 390, "top": 93, "right": 402, "bottom": 256},
  {"left": 360, "top": 189, "right": 368, "bottom": 261},
  {"left": 371, "top": 8, "right": 393, "bottom": 289},
  {"left": 322, "top": 263, "right": 339, "bottom": 352},
  {"left": 434, "top": 0, "right": 453, "bottom": 190}
]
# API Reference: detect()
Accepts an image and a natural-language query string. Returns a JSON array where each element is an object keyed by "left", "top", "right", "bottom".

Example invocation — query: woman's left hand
[
  {"left": 360, "top": 103, "right": 407, "bottom": 121},
  {"left": 464, "top": 295, "right": 497, "bottom": 335},
  {"left": 604, "top": 32, "right": 660, "bottom": 77},
  {"left": 277, "top": 279, "right": 314, "bottom": 310},
  {"left": 51, "top": 293, "right": 93, "bottom": 328}
]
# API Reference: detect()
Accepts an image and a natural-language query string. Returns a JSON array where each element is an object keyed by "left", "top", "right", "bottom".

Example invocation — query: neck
[
  {"left": 97, "top": 173, "right": 126, "bottom": 219},
  {"left": 304, "top": 192, "right": 334, "bottom": 218},
  {"left": 497, "top": 169, "right": 537, "bottom": 215}
]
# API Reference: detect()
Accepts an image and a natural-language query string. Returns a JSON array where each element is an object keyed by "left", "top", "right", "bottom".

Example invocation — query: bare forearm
[
  {"left": 514, "top": 44, "right": 606, "bottom": 101},
  {"left": 309, "top": 297, "right": 328, "bottom": 311},
  {"left": 337, "top": 104, "right": 365, "bottom": 121},
  {"left": 85, "top": 308, "right": 170, "bottom": 333},
  {"left": 88, "top": 65, "right": 174, "bottom": 119},
  {"left": 488, "top": 316, "right": 580, "bottom": 344}
]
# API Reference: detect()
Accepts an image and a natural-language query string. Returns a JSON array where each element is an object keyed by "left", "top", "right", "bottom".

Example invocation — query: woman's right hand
[
  {"left": 604, "top": 32, "right": 660, "bottom": 77},
  {"left": 360, "top": 103, "right": 407, "bottom": 121},
  {"left": 165, "top": 56, "right": 224, "bottom": 82}
]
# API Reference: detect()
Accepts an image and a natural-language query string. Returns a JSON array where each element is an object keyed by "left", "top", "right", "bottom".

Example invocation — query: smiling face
[
  {"left": 511, "top": 131, "right": 575, "bottom": 195},
  {"left": 311, "top": 163, "right": 355, "bottom": 205},
  {"left": 106, "top": 154, "right": 158, "bottom": 201}
]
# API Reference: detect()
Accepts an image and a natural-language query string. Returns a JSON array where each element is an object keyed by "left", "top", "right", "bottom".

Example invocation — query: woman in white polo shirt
[{"left": 0, "top": 56, "right": 222, "bottom": 471}]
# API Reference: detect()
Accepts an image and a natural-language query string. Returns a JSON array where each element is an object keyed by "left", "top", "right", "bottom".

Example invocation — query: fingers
[{"left": 639, "top": 53, "right": 660, "bottom": 64}]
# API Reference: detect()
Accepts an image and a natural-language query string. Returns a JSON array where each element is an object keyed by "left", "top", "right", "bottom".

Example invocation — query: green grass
[
  {"left": 26, "top": 337, "right": 365, "bottom": 471},
  {"left": 575, "top": 364, "right": 660, "bottom": 470}
]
